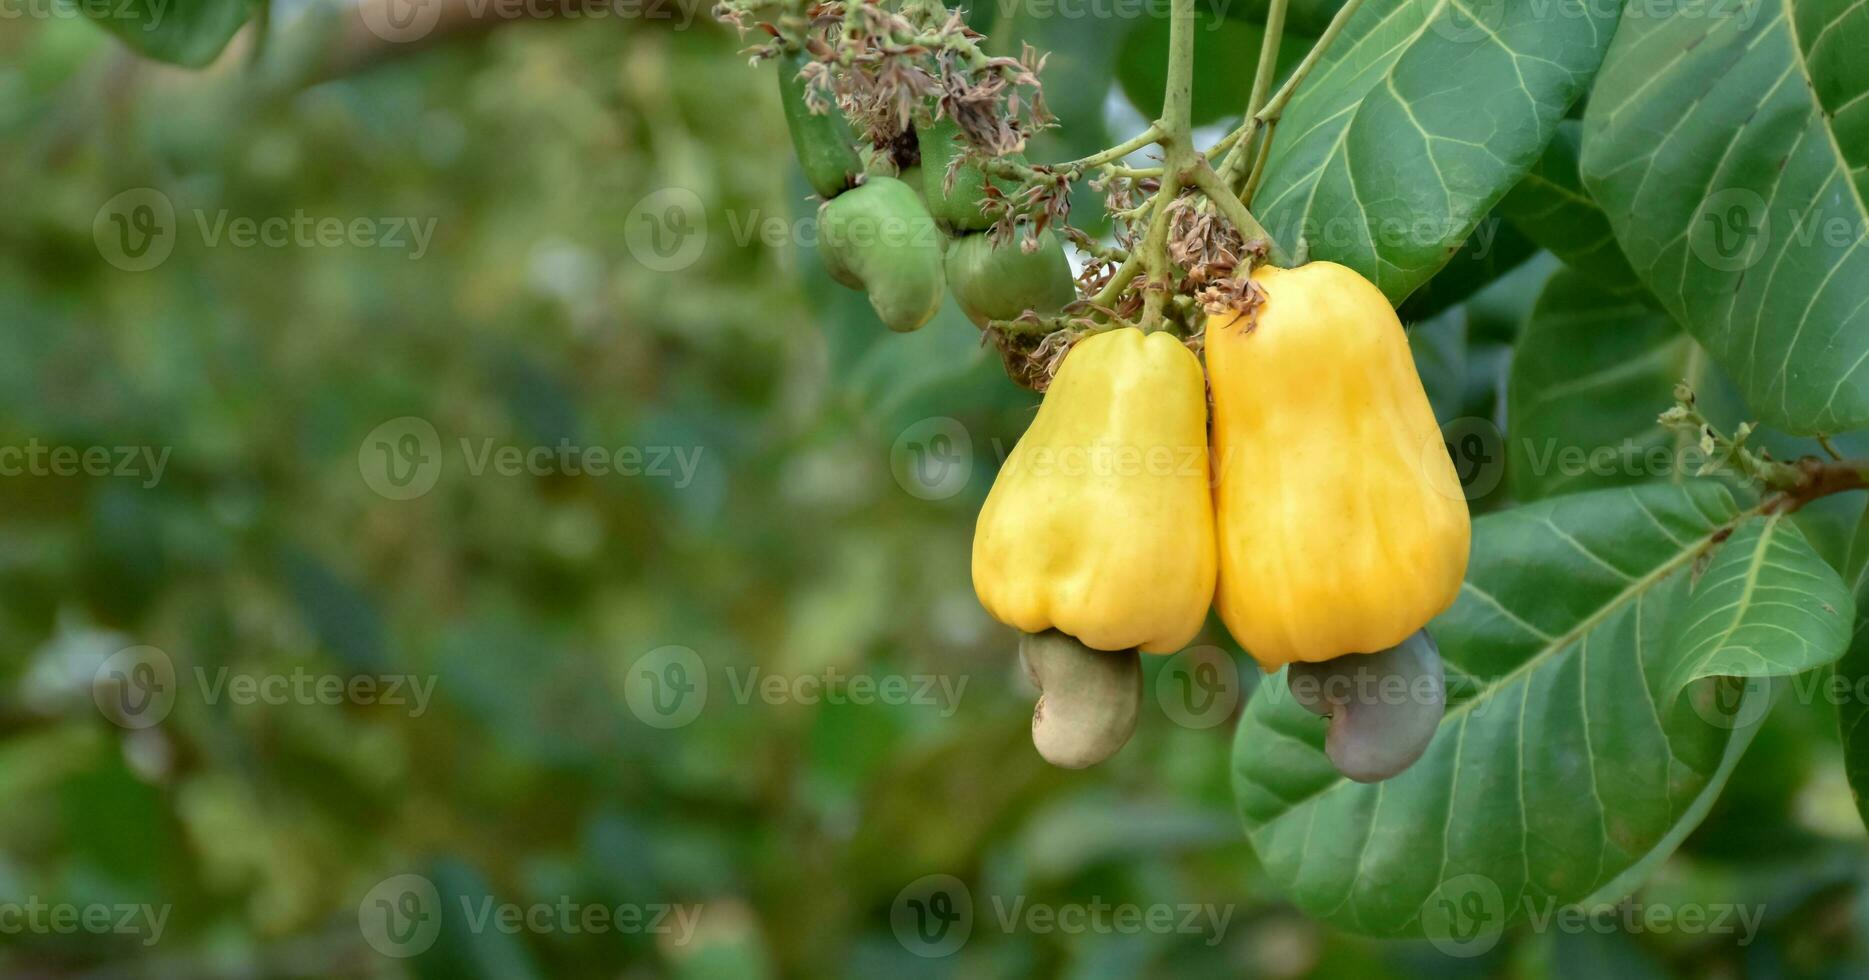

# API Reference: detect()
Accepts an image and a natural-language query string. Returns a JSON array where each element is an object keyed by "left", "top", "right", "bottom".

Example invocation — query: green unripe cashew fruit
[
  {"left": 1287, "top": 629, "right": 1445, "bottom": 783},
  {"left": 917, "top": 117, "right": 1020, "bottom": 233},
  {"left": 818, "top": 177, "right": 946, "bottom": 332},
  {"left": 778, "top": 49, "right": 862, "bottom": 200},
  {"left": 944, "top": 230, "right": 1076, "bottom": 328},
  {"left": 1020, "top": 629, "right": 1140, "bottom": 769}
]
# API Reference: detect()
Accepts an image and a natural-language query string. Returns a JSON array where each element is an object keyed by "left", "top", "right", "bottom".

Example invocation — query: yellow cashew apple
[
  {"left": 973, "top": 327, "right": 1216, "bottom": 653},
  {"left": 1207, "top": 262, "right": 1470, "bottom": 670}
]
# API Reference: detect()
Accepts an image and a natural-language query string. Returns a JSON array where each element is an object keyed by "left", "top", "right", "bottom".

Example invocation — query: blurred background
[{"left": 4, "top": 1, "right": 1869, "bottom": 977}]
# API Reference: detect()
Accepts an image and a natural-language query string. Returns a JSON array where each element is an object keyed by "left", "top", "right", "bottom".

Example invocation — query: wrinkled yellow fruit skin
[
  {"left": 1208, "top": 263, "right": 1470, "bottom": 670},
  {"left": 973, "top": 328, "right": 1216, "bottom": 654}
]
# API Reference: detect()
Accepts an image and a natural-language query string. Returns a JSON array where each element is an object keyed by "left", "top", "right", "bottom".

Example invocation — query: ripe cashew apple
[
  {"left": 1207, "top": 262, "right": 1470, "bottom": 670},
  {"left": 973, "top": 327, "right": 1217, "bottom": 653},
  {"left": 818, "top": 177, "right": 946, "bottom": 333}
]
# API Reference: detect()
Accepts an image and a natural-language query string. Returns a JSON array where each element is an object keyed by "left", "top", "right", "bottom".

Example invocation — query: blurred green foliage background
[{"left": 3, "top": 3, "right": 1869, "bottom": 977}]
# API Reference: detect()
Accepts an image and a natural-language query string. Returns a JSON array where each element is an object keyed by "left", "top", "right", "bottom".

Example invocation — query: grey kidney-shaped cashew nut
[
  {"left": 1287, "top": 629, "right": 1445, "bottom": 783},
  {"left": 1020, "top": 630, "right": 1141, "bottom": 769}
]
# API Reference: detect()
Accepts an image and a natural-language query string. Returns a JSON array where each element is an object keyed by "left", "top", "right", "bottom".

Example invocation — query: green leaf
[
  {"left": 1498, "top": 120, "right": 1646, "bottom": 297},
  {"left": 70, "top": 0, "right": 256, "bottom": 68},
  {"left": 1250, "top": 0, "right": 1620, "bottom": 303},
  {"left": 1663, "top": 514, "right": 1853, "bottom": 704},
  {"left": 1580, "top": 0, "right": 1869, "bottom": 435},
  {"left": 1508, "top": 268, "right": 1703, "bottom": 501},
  {"left": 1233, "top": 483, "right": 1771, "bottom": 939},
  {"left": 1832, "top": 499, "right": 1869, "bottom": 829}
]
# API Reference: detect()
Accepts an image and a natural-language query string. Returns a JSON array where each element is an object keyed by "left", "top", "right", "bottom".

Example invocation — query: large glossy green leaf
[
  {"left": 1233, "top": 483, "right": 1783, "bottom": 939},
  {"left": 1498, "top": 120, "right": 1646, "bottom": 298},
  {"left": 1662, "top": 514, "right": 1853, "bottom": 701},
  {"left": 73, "top": 0, "right": 255, "bottom": 68},
  {"left": 1508, "top": 269, "right": 1705, "bottom": 501},
  {"left": 1580, "top": 0, "right": 1869, "bottom": 435},
  {"left": 1833, "top": 500, "right": 1869, "bottom": 830},
  {"left": 1249, "top": 0, "right": 1620, "bottom": 303}
]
